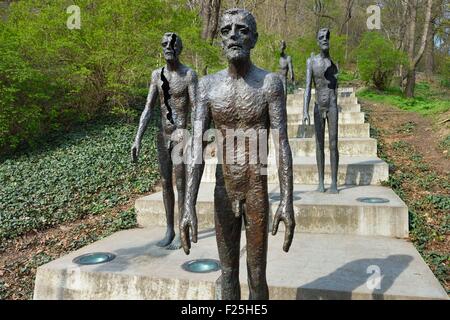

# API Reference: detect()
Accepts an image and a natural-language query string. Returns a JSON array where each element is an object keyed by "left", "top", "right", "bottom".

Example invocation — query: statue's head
[
  {"left": 317, "top": 28, "right": 330, "bottom": 51},
  {"left": 219, "top": 8, "right": 258, "bottom": 62},
  {"left": 280, "top": 40, "right": 287, "bottom": 52},
  {"left": 161, "top": 32, "right": 183, "bottom": 62}
]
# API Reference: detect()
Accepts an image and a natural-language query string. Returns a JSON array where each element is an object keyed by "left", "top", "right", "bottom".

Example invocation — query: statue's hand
[
  {"left": 272, "top": 200, "right": 295, "bottom": 252},
  {"left": 180, "top": 205, "right": 198, "bottom": 255},
  {"left": 303, "top": 113, "right": 311, "bottom": 126},
  {"left": 131, "top": 141, "right": 140, "bottom": 163}
]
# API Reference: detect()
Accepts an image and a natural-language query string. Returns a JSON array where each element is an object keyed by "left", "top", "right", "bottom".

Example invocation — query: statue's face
[
  {"left": 161, "top": 33, "right": 182, "bottom": 62},
  {"left": 317, "top": 29, "right": 330, "bottom": 51},
  {"left": 220, "top": 13, "right": 258, "bottom": 62}
]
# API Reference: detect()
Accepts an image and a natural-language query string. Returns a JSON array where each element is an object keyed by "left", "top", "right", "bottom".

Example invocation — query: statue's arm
[
  {"left": 288, "top": 56, "right": 295, "bottom": 83},
  {"left": 181, "top": 77, "right": 211, "bottom": 255},
  {"left": 303, "top": 57, "right": 313, "bottom": 121},
  {"left": 187, "top": 69, "right": 199, "bottom": 117},
  {"left": 268, "top": 74, "right": 295, "bottom": 253},
  {"left": 132, "top": 70, "right": 159, "bottom": 162}
]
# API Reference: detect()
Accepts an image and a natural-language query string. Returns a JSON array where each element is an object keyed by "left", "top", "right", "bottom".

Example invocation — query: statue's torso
[
  {"left": 279, "top": 56, "right": 290, "bottom": 77},
  {"left": 155, "top": 65, "right": 192, "bottom": 135},
  {"left": 311, "top": 55, "right": 338, "bottom": 109},
  {"left": 204, "top": 67, "right": 274, "bottom": 198}
]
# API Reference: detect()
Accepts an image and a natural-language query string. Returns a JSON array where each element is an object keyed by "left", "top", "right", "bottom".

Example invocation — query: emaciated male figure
[
  {"left": 303, "top": 28, "right": 339, "bottom": 194},
  {"left": 131, "top": 33, "right": 198, "bottom": 250},
  {"left": 279, "top": 40, "right": 295, "bottom": 97},
  {"left": 180, "top": 9, "right": 295, "bottom": 300}
]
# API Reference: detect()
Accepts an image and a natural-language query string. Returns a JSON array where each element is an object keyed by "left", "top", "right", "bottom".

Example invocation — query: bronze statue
[
  {"left": 303, "top": 28, "right": 339, "bottom": 194},
  {"left": 132, "top": 33, "right": 198, "bottom": 250},
  {"left": 180, "top": 8, "right": 295, "bottom": 300},
  {"left": 279, "top": 40, "right": 294, "bottom": 97}
]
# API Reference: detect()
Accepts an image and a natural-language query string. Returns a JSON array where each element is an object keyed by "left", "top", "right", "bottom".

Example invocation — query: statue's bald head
[
  {"left": 161, "top": 32, "right": 183, "bottom": 61},
  {"left": 220, "top": 8, "right": 257, "bottom": 34},
  {"left": 219, "top": 8, "right": 258, "bottom": 62},
  {"left": 317, "top": 28, "right": 330, "bottom": 51}
]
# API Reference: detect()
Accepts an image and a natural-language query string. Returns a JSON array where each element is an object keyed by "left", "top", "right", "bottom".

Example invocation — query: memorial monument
[
  {"left": 180, "top": 8, "right": 295, "bottom": 300},
  {"left": 131, "top": 32, "right": 198, "bottom": 250},
  {"left": 303, "top": 28, "right": 339, "bottom": 194}
]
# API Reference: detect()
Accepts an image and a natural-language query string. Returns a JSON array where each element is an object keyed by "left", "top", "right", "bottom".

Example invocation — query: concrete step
[
  {"left": 287, "top": 104, "right": 361, "bottom": 114},
  {"left": 203, "top": 136, "right": 377, "bottom": 160},
  {"left": 275, "top": 138, "right": 378, "bottom": 157},
  {"left": 287, "top": 96, "right": 358, "bottom": 106},
  {"left": 287, "top": 112, "right": 365, "bottom": 124},
  {"left": 136, "top": 183, "right": 407, "bottom": 238},
  {"left": 288, "top": 123, "right": 370, "bottom": 138},
  {"left": 201, "top": 156, "right": 389, "bottom": 186},
  {"left": 34, "top": 227, "right": 449, "bottom": 300}
]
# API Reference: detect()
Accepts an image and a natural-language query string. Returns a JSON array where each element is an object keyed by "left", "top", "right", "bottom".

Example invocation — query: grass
[
  {"left": 0, "top": 117, "right": 160, "bottom": 243},
  {"left": 358, "top": 82, "right": 450, "bottom": 116}
]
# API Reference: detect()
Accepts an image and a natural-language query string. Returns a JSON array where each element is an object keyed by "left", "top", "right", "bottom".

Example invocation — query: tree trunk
[
  {"left": 405, "top": 0, "right": 433, "bottom": 98},
  {"left": 201, "top": 0, "right": 221, "bottom": 44},
  {"left": 424, "top": 25, "right": 435, "bottom": 77},
  {"left": 405, "top": 68, "right": 416, "bottom": 98}
]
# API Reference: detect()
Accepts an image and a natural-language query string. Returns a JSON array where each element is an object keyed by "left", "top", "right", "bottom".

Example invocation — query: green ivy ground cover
[{"left": 0, "top": 119, "right": 160, "bottom": 242}]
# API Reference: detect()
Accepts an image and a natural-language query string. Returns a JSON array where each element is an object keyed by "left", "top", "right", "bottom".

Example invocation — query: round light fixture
[
  {"left": 73, "top": 252, "right": 116, "bottom": 266},
  {"left": 182, "top": 259, "right": 221, "bottom": 273},
  {"left": 270, "top": 193, "right": 302, "bottom": 201},
  {"left": 357, "top": 197, "right": 390, "bottom": 204}
]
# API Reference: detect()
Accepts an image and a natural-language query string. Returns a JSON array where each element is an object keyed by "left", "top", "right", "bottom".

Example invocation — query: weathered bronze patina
[
  {"left": 180, "top": 9, "right": 295, "bottom": 300},
  {"left": 303, "top": 28, "right": 339, "bottom": 194},
  {"left": 279, "top": 40, "right": 295, "bottom": 97},
  {"left": 132, "top": 33, "right": 198, "bottom": 250}
]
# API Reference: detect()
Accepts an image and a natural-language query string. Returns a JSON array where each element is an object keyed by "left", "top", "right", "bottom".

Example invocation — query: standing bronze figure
[
  {"left": 132, "top": 33, "right": 198, "bottom": 250},
  {"left": 180, "top": 9, "right": 295, "bottom": 300},
  {"left": 279, "top": 40, "right": 295, "bottom": 97},
  {"left": 303, "top": 28, "right": 339, "bottom": 194}
]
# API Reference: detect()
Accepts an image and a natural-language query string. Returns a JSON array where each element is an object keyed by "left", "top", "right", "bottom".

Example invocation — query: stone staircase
[{"left": 34, "top": 88, "right": 449, "bottom": 300}]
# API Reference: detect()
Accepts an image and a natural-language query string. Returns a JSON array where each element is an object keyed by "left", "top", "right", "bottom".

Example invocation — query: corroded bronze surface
[
  {"left": 181, "top": 9, "right": 295, "bottom": 300},
  {"left": 132, "top": 33, "right": 198, "bottom": 250},
  {"left": 303, "top": 28, "right": 339, "bottom": 194}
]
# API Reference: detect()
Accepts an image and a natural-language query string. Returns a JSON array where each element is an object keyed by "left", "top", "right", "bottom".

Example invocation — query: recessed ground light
[
  {"left": 182, "top": 259, "right": 221, "bottom": 273},
  {"left": 73, "top": 252, "right": 116, "bottom": 266},
  {"left": 270, "top": 194, "right": 302, "bottom": 201},
  {"left": 357, "top": 197, "right": 390, "bottom": 204}
]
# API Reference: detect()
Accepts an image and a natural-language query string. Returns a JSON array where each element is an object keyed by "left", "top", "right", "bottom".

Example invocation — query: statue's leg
[
  {"left": 214, "top": 166, "right": 242, "bottom": 300},
  {"left": 156, "top": 134, "right": 176, "bottom": 247},
  {"left": 327, "top": 102, "right": 339, "bottom": 194},
  {"left": 314, "top": 104, "right": 326, "bottom": 192},
  {"left": 166, "top": 157, "right": 185, "bottom": 250},
  {"left": 244, "top": 173, "right": 269, "bottom": 300}
]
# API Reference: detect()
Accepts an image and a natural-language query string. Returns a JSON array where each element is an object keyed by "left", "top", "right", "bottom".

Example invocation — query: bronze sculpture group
[{"left": 132, "top": 9, "right": 339, "bottom": 300}]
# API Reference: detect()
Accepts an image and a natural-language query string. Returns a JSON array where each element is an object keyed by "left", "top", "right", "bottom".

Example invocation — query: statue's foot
[
  {"left": 156, "top": 230, "right": 175, "bottom": 248},
  {"left": 166, "top": 235, "right": 182, "bottom": 251},
  {"left": 326, "top": 186, "right": 339, "bottom": 194},
  {"left": 317, "top": 185, "right": 326, "bottom": 193}
]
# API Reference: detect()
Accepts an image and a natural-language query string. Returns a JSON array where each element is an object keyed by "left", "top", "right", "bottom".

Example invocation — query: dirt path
[
  {"left": 364, "top": 101, "right": 449, "bottom": 176},
  {"left": 361, "top": 99, "right": 449, "bottom": 293}
]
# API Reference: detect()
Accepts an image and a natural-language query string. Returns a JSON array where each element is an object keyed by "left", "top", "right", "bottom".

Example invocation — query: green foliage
[
  {"left": 396, "top": 121, "right": 417, "bottom": 134},
  {"left": 358, "top": 84, "right": 450, "bottom": 116},
  {"left": 0, "top": 119, "right": 159, "bottom": 241},
  {"left": 426, "top": 195, "right": 450, "bottom": 211},
  {"left": 356, "top": 32, "right": 405, "bottom": 90},
  {"left": 438, "top": 56, "right": 450, "bottom": 88},
  {"left": 0, "top": 0, "right": 222, "bottom": 154}
]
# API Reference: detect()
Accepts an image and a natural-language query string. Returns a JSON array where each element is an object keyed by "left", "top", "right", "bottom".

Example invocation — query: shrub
[
  {"left": 356, "top": 32, "right": 405, "bottom": 90},
  {"left": 0, "top": 0, "right": 222, "bottom": 154}
]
